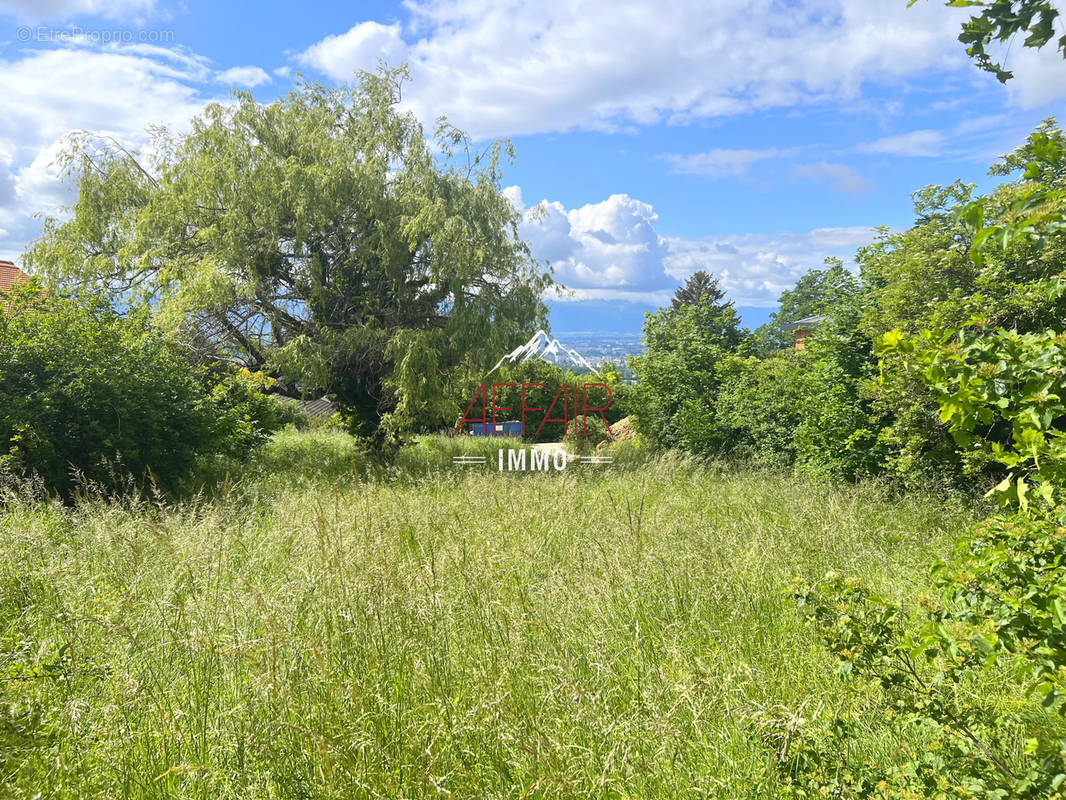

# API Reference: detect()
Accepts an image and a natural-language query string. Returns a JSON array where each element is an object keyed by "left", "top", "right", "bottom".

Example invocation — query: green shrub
[
  {"left": 629, "top": 274, "right": 743, "bottom": 456},
  {"left": 788, "top": 320, "right": 1066, "bottom": 798},
  {"left": 715, "top": 314, "right": 886, "bottom": 480},
  {"left": 0, "top": 288, "right": 227, "bottom": 497},
  {"left": 879, "top": 323, "right": 1066, "bottom": 508},
  {"left": 209, "top": 369, "right": 300, "bottom": 454},
  {"left": 715, "top": 351, "right": 807, "bottom": 468},
  {"left": 794, "top": 366, "right": 884, "bottom": 482}
]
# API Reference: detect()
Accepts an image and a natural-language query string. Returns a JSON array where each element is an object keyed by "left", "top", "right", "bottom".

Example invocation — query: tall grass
[{"left": 0, "top": 431, "right": 979, "bottom": 798}]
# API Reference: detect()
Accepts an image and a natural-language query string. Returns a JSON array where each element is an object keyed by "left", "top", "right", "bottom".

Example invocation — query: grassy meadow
[{"left": 1, "top": 429, "right": 984, "bottom": 798}]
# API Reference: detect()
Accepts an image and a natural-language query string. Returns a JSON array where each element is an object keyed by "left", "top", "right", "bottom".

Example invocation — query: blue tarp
[{"left": 469, "top": 420, "right": 524, "bottom": 436}]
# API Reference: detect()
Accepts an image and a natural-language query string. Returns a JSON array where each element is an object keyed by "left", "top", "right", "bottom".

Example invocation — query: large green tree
[
  {"left": 26, "top": 66, "right": 551, "bottom": 442},
  {"left": 630, "top": 271, "right": 744, "bottom": 453}
]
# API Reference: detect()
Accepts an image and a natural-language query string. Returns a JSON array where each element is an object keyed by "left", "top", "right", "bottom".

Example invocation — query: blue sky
[{"left": 1, "top": 0, "right": 1064, "bottom": 335}]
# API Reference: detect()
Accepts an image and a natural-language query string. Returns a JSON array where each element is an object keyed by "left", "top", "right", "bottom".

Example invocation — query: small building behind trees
[
  {"left": 781, "top": 315, "right": 826, "bottom": 350},
  {"left": 0, "top": 260, "right": 29, "bottom": 302}
]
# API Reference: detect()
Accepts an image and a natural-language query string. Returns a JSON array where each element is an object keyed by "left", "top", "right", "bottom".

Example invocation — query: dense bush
[
  {"left": 630, "top": 271, "right": 743, "bottom": 455},
  {"left": 209, "top": 368, "right": 302, "bottom": 454},
  {"left": 714, "top": 352, "right": 807, "bottom": 468},
  {"left": 786, "top": 319, "right": 1066, "bottom": 798},
  {"left": 0, "top": 287, "right": 274, "bottom": 497}
]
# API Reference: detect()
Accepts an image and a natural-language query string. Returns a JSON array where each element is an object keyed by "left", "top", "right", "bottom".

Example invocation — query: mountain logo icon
[{"left": 487, "top": 329, "right": 599, "bottom": 375}]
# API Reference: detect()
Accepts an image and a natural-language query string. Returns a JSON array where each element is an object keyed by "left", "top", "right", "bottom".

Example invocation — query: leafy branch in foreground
[
  {"left": 915, "top": 0, "right": 1066, "bottom": 84},
  {"left": 879, "top": 322, "right": 1066, "bottom": 509}
]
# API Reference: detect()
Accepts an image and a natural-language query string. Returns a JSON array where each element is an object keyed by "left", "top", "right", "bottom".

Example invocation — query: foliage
[
  {"left": 0, "top": 286, "right": 225, "bottom": 497},
  {"left": 790, "top": 561, "right": 1065, "bottom": 799},
  {"left": 658, "top": 122, "right": 1066, "bottom": 490},
  {"left": 730, "top": 275, "right": 884, "bottom": 480},
  {"left": 714, "top": 351, "right": 808, "bottom": 468},
  {"left": 917, "top": 0, "right": 1066, "bottom": 84},
  {"left": 858, "top": 183, "right": 977, "bottom": 336},
  {"left": 858, "top": 144, "right": 1066, "bottom": 486},
  {"left": 786, "top": 276, "right": 890, "bottom": 481},
  {"left": 670, "top": 269, "right": 731, "bottom": 311},
  {"left": 630, "top": 271, "right": 744, "bottom": 454},
  {"left": 956, "top": 120, "right": 1066, "bottom": 270},
  {"left": 754, "top": 258, "right": 863, "bottom": 353},
  {"left": 25, "top": 66, "right": 551, "bottom": 444},
  {"left": 208, "top": 368, "right": 300, "bottom": 455},
  {"left": 789, "top": 312, "right": 1066, "bottom": 797},
  {"left": 626, "top": 123, "right": 1066, "bottom": 492},
  {"left": 879, "top": 323, "right": 1066, "bottom": 509},
  {"left": 713, "top": 333, "right": 887, "bottom": 481}
]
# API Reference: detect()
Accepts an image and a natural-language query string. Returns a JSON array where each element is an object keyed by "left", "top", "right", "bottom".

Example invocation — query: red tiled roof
[{"left": 0, "top": 261, "right": 29, "bottom": 292}]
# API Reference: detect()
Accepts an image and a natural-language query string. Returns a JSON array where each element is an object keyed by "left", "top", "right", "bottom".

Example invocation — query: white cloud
[
  {"left": 793, "top": 161, "right": 873, "bottom": 194},
  {"left": 952, "top": 115, "right": 1008, "bottom": 136},
  {"left": 216, "top": 65, "right": 271, "bottom": 88},
  {"left": 107, "top": 44, "right": 211, "bottom": 79},
  {"left": 0, "top": 44, "right": 218, "bottom": 260},
  {"left": 500, "top": 185, "right": 524, "bottom": 211},
  {"left": 297, "top": 21, "right": 406, "bottom": 80},
  {"left": 662, "top": 147, "right": 791, "bottom": 178},
  {"left": 518, "top": 195, "right": 673, "bottom": 295},
  {"left": 662, "top": 227, "right": 876, "bottom": 306},
  {"left": 857, "top": 129, "right": 944, "bottom": 156},
  {"left": 294, "top": 0, "right": 990, "bottom": 139},
  {"left": 0, "top": 0, "right": 155, "bottom": 20},
  {"left": 518, "top": 191, "right": 875, "bottom": 306},
  {"left": 1003, "top": 45, "right": 1066, "bottom": 108}
]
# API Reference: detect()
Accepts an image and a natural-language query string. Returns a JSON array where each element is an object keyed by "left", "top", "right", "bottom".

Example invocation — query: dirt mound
[
  {"left": 597, "top": 416, "right": 637, "bottom": 451},
  {"left": 609, "top": 415, "right": 637, "bottom": 441}
]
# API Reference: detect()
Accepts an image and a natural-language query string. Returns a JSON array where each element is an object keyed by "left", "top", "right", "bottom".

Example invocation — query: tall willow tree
[{"left": 26, "top": 66, "right": 551, "bottom": 441}]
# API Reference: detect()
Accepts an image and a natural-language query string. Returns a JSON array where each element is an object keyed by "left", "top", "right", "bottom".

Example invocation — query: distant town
[{"left": 555, "top": 331, "right": 644, "bottom": 382}]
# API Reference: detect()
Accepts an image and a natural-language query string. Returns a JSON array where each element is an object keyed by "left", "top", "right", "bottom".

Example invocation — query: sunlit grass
[{"left": 0, "top": 430, "right": 980, "bottom": 798}]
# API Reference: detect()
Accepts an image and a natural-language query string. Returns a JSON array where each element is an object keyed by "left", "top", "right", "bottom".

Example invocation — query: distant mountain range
[{"left": 488, "top": 330, "right": 600, "bottom": 375}]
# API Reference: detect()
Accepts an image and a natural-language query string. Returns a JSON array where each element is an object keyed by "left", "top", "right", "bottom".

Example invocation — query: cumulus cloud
[
  {"left": 215, "top": 65, "right": 271, "bottom": 88},
  {"left": 793, "top": 161, "right": 874, "bottom": 194},
  {"left": 297, "top": 21, "right": 406, "bottom": 80},
  {"left": 525, "top": 195, "right": 674, "bottom": 292},
  {"left": 662, "top": 147, "right": 792, "bottom": 178},
  {"left": 857, "top": 129, "right": 944, "bottom": 156},
  {"left": 0, "top": 44, "right": 218, "bottom": 259},
  {"left": 500, "top": 185, "right": 524, "bottom": 211},
  {"left": 661, "top": 227, "right": 876, "bottom": 306},
  {"left": 515, "top": 190, "right": 875, "bottom": 307},
  {"left": 292, "top": 0, "right": 999, "bottom": 139}
]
